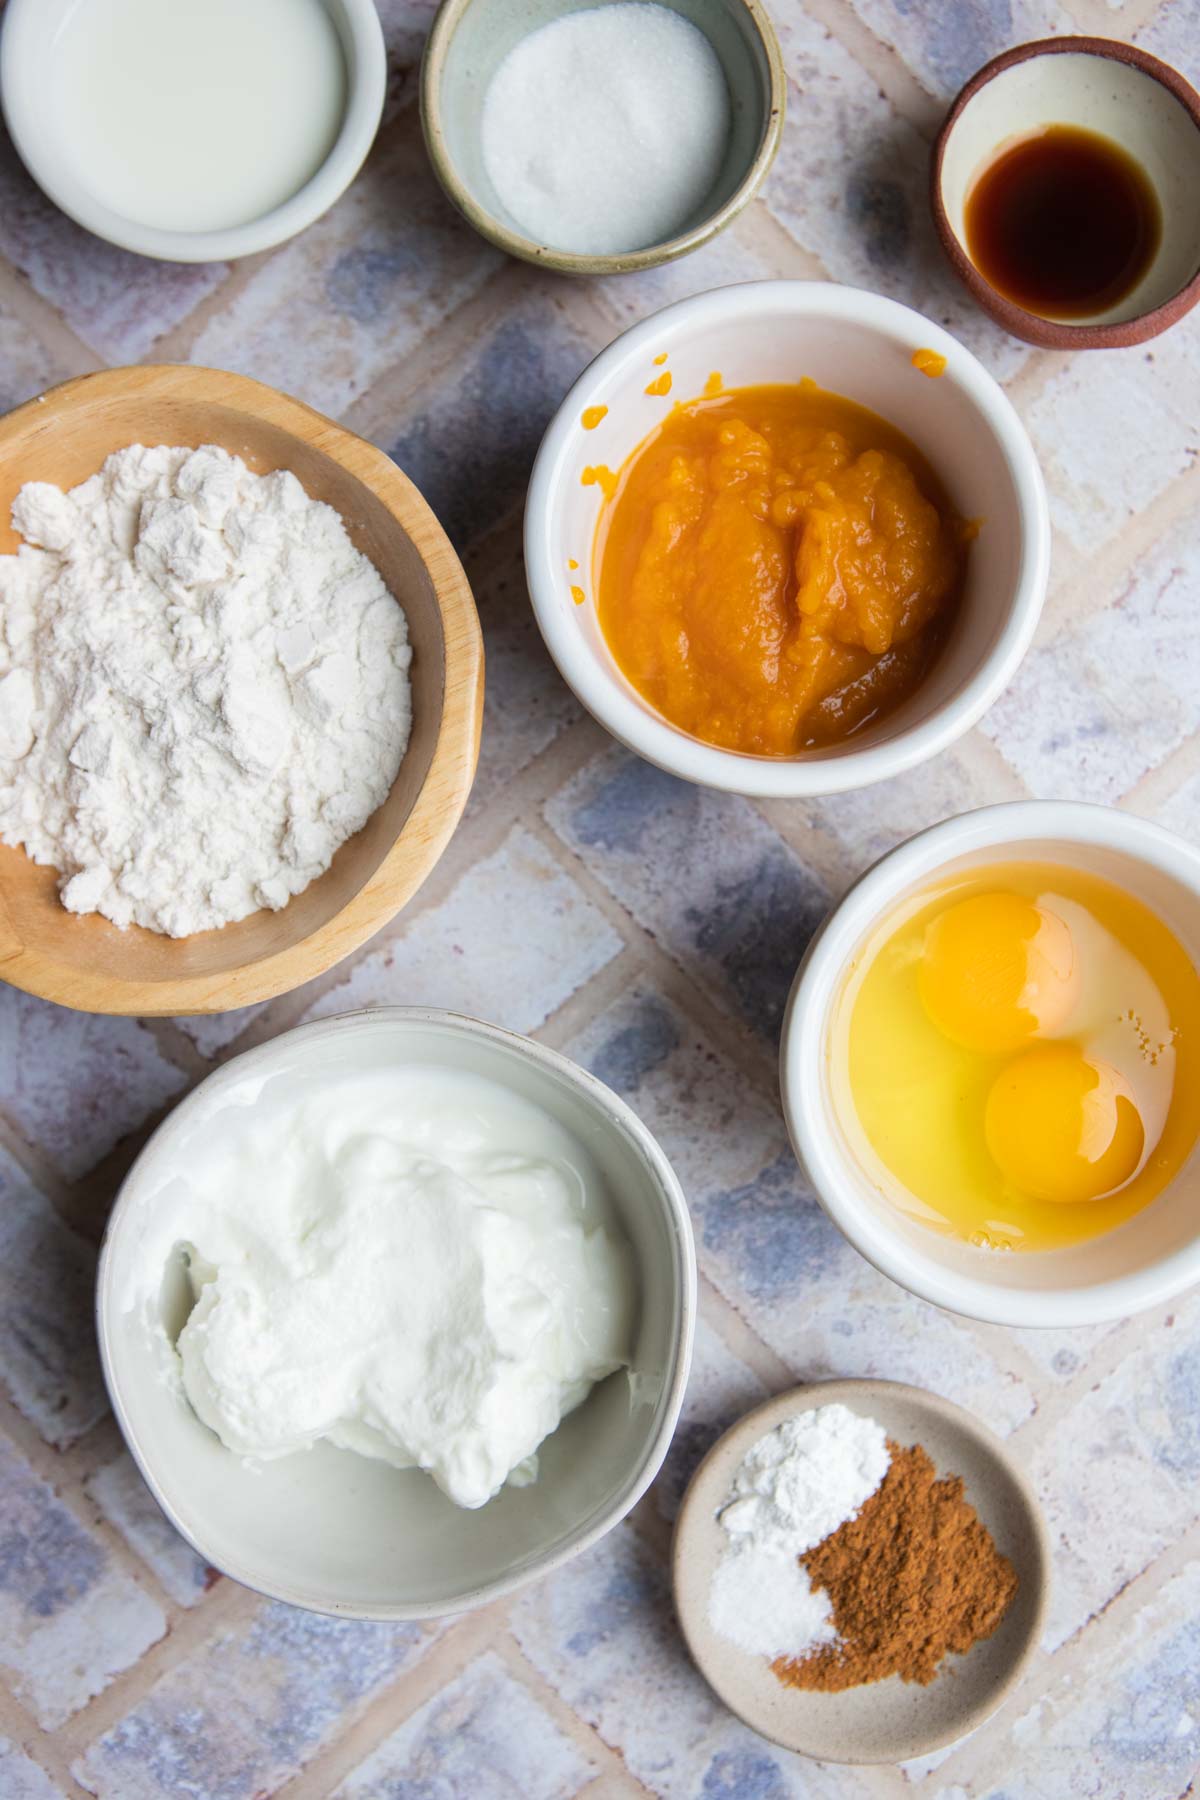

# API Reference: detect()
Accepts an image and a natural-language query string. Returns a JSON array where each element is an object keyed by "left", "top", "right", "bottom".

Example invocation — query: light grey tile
[
  {"left": 547, "top": 750, "right": 830, "bottom": 1044},
  {"left": 86, "top": 1455, "right": 214, "bottom": 1610},
  {"left": 0, "top": 1148, "right": 106, "bottom": 1447},
  {"left": 1033, "top": 1292, "right": 1200, "bottom": 1649},
  {"left": 0, "top": 1437, "right": 165, "bottom": 1729},
  {"left": 0, "top": 989, "right": 187, "bottom": 1182},
  {"left": 76, "top": 1602, "right": 437, "bottom": 1800},
  {"left": 334, "top": 1650, "right": 595, "bottom": 1799},
  {"left": 979, "top": 508, "right": 1200, "bottom": 803},
  {"left": 304, "top": 825, "right": 622, "bottom": 1033}
]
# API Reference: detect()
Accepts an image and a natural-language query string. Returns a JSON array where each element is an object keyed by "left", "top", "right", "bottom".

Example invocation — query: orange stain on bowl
[
  {"left": 703, "top": 370, "right": 723, "bottom": 396},
  {"left": 912, "top": 347, "right": 948, "bottom": 378},
  {"left": 653, "top": 352, "right": 668, "bottom": 366},
  {"left": 581, "top": 404, "right": 608, "bottom": 430},
  {"left": 645, "top": 370, "right": 673, "bottom": 397},
  {"left": 571, "top": 584, "right": 586, "bottom": 606},
  {"left": 568, "top": 557, "right": 579, "bottom": 570}
]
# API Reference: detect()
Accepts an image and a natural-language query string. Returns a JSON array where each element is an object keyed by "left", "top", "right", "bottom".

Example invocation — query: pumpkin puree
[{"left": 595, "top": 382, "right": 972, "bottom": 755}]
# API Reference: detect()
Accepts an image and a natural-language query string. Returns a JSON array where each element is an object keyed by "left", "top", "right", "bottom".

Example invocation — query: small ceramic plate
[{"left": 672, "top": 1379, "right": 1049, "bottom": 1764}]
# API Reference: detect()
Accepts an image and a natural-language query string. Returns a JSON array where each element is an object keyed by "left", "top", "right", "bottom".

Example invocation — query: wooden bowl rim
[
  {"left": 930, "top": 35, "right": 1200, "bottom": 349},
  {"left": 0, "top": 363, "right": 484, "bottom": 1015}
]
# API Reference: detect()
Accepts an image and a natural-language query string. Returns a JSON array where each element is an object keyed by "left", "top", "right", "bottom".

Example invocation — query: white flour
[
  {"left": 0, "top": 444, "right": 412, "bottom": 937},
  {"left": 708, "top": 1404, "right": 891, "bottom": 1661}
]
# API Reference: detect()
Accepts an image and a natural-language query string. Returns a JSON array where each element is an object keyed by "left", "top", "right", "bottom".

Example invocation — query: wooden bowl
[{"left": 0, "top": 366, "right": 483, "bottom": 1016}]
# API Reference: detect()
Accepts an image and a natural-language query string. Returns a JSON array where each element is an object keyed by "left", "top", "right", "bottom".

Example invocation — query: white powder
[
  {"left": 708, "top": 1404, "right": 891, "bottom": 1662},
  {"left": 480, "top": 3, "right": 732, "bottom": 257},
  {"left": 0, "top": 444, "right": 412, "bottom": 937}
]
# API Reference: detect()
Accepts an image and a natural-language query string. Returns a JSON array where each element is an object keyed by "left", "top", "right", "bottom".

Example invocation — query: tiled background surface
[{"left": 0, "top": 0, "right": 1198, "bottom": 1795}]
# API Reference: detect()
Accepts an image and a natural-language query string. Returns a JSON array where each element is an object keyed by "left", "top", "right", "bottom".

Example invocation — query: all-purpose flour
[{"left": 0, "top": 444, "right": 412, "bottom": 936}]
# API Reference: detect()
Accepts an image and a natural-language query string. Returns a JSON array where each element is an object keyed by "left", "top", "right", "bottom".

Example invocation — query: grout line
[
  {"left": 790, "top": 0, "right": 946, "bottom": 134},
  {"left": 0, "top": 1107, "right": 78, "bottom": 1214},
  {"left": 1121, "top": 727, "right": 1200, "bottom": 817},
  {"left": 492, "top": 1634, "right": 659, "bottom": 1795},
  {"left": 55, "top": 1580, "right": 261, "bottom": 1760},
  {"left": 0, "top": 1684, "right": 95, "bottom": 1800},
  {"left": 0, "top": 257, "right": 105, "bottom": 376},
  {"left": 937, "top": 1516, "right": 1200, "bottom": 1792},
  {"left": 273, "top": 1603, "right": 514, "bottom": 1799},
  {"left": 695, "top": 1270, "right": 794, "bottom": 1392},
  {"left": 340, "top": 258, "right": 541, "bottom": 445},
  {"left": 522, "top": 810, "right": 783, "bottom": 1097}
]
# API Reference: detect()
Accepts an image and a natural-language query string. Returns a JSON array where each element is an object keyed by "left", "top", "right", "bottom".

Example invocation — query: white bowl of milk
[
  {"left": 0, "top": 0, "right": 385, "bottom": 261},
  {"left": 97, "top": 1007, "right": 696, "bottom": 1619}
]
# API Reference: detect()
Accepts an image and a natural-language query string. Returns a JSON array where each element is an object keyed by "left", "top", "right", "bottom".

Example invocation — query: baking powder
[{"left": 708, "top": 1403, "right": 891, "bottom": 1661}]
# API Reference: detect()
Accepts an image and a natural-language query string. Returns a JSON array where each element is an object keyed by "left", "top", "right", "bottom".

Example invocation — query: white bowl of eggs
[{"left": 781, "top": 802, "right": 1200, "bottom": 1327}]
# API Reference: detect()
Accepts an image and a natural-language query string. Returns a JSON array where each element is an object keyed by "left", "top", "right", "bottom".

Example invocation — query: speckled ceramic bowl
[
  {"left": 420, "top": 0, "right": 785, "bottom": 274},
  {"left": 933, "top": 37, "right": 1200, "bottom": 348},
  {"left": 673, "top": 1379, "right": 1050, "bottom": 1764},
  {"left": 98, "top": 1008, "right": 696, "bottom": 1620}
]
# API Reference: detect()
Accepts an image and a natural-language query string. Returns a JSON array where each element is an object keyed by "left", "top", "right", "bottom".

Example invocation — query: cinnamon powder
[{"left": 774, "top": 1441, "right": 1018, "bottom": 1691}]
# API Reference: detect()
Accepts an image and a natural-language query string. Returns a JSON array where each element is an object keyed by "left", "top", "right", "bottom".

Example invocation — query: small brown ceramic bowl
[
  {"left": 932, "top": 36, "right": 1200, "bottom": 348},
  {"left": 0, "top": 366, "right": 483, "bottom": 1016},
  {"left": 420, "top": 0, "right": 785, "bottom": 276},
  {"left": 672, "top": 1379, "right": 1050, "bottom": 1765}
]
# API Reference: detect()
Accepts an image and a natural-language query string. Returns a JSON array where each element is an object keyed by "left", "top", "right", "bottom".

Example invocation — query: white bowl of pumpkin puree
[{"left": 525, "top": 281, "right": 1050, "bottom": 797}]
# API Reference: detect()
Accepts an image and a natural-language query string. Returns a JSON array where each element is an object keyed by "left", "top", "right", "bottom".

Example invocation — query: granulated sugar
[
  {"left": 0, "top": 444, "right": 412, "bottom": 937},
  {"left": 480, "top": 4, "right": 731, "bottom": 257}
]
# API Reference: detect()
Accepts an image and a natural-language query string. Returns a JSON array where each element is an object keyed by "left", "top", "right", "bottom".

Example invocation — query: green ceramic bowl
[{"left": 420, "top": 0, "right": 786, "bottom": 275}]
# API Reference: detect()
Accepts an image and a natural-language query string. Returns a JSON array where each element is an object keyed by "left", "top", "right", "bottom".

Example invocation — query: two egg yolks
[
  {"left": 840, "top": 867, "right": 1200, "bottom": 1251},
  {"left": 918, "top": 891, "right": 1141, "bottom": 1206}
]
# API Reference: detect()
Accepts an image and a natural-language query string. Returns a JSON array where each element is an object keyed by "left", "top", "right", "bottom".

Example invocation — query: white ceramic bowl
[
  {"left": 525, "top": 281, "right": 1050, "bottom": 798},
  {"left": 781, "top": 801, "right": 1200, "bottom": 1328},
  {"left": 0, "top": 0, "right": 385, "bottom": 262},
  {"left": 97, "top": 1008, "right": 696, "bottom": 1619}
]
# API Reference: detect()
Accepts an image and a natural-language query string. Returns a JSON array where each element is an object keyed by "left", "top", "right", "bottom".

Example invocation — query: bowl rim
[
  {"left": 524, "top": 279, "right": 1051, "bottom": 799},
  {"left": 419, "top": 0, "right": 786, "bottom": 275},
  {"left": 780, "top": 799, "right": 1200, "bottom": 1328},
  {"left": 0, "top": 364, "right": 484, "bottom": 1016},
  {"left": 671, "top": 1376, "right": 1051, "bottom": 1763},
  {"left": 0, "top": 0, "right": 386, "bottom": 262},
  {"left": 930, "top": 35, "right": 1200, "bottom": 350},
  {"left": 95, "top": 1004, "right": 698, "bottom": 1620}
]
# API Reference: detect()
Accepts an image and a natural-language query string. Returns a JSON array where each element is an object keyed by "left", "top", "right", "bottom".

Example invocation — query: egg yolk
[
  {"left": 918, "top": 892, "right": 1078, "bottom": 1054},
  {"left": 984, "top": 1043, "right": 1145, "bottom": 1204}
]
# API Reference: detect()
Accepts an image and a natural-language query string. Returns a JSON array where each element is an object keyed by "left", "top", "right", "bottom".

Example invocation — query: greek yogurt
[{"left": 123, "top": 1065, "right": 635, "bottom": 1509}]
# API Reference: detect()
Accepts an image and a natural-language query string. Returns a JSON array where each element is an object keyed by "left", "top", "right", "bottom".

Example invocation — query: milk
[{"left": 51, "top": 0, "right": 347, "bottom": 233}]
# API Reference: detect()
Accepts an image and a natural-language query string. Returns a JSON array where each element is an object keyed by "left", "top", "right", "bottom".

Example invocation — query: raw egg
[
  {"left": 832, "top": 862, "right": 1200, "bottom": 1251},
  {"left": 918, "top": 891, "right": 1078, "bottom": 1053}
]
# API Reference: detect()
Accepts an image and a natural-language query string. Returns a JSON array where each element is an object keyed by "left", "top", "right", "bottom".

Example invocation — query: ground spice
[{"left": 774, "top": 1441, "right": 1018, "bottom": 1691}]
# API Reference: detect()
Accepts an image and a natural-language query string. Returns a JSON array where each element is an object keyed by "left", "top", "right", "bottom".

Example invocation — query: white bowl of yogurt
[
  {"left": 0, "top": 0, "right": 385, "bottom": 262},
  {"left": 97, "top": 1008, "right": 695, "bottom": 1619}
]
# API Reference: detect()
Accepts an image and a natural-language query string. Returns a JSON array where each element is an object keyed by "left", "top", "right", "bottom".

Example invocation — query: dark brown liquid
[{"left": 964, "top": 124, "right": 1162, "bottom": 320}]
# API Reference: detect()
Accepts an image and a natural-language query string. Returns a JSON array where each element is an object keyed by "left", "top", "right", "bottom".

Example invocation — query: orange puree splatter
[
  {"left": 571, "top": 584, "right": 586, "bottom": 606},
  {"left": 582, "top": 404, "right": 608, "bottom": 429},
  {"left": 582, "top": 464, "right": 618, "bottom": 501},
  {"left": 595, "top": 382, "right": 970, "bottom": 756},
  {"left": 645, "top": 370, "right": 673, "bottom": 396},
  {"left": 912, "top": 347, "right": 947, "bottom": 378}
]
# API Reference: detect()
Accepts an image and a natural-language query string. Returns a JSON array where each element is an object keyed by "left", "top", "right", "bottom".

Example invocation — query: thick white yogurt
[{"left": 124, "top": 1067, "right": 635, "bottom": 1510}]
